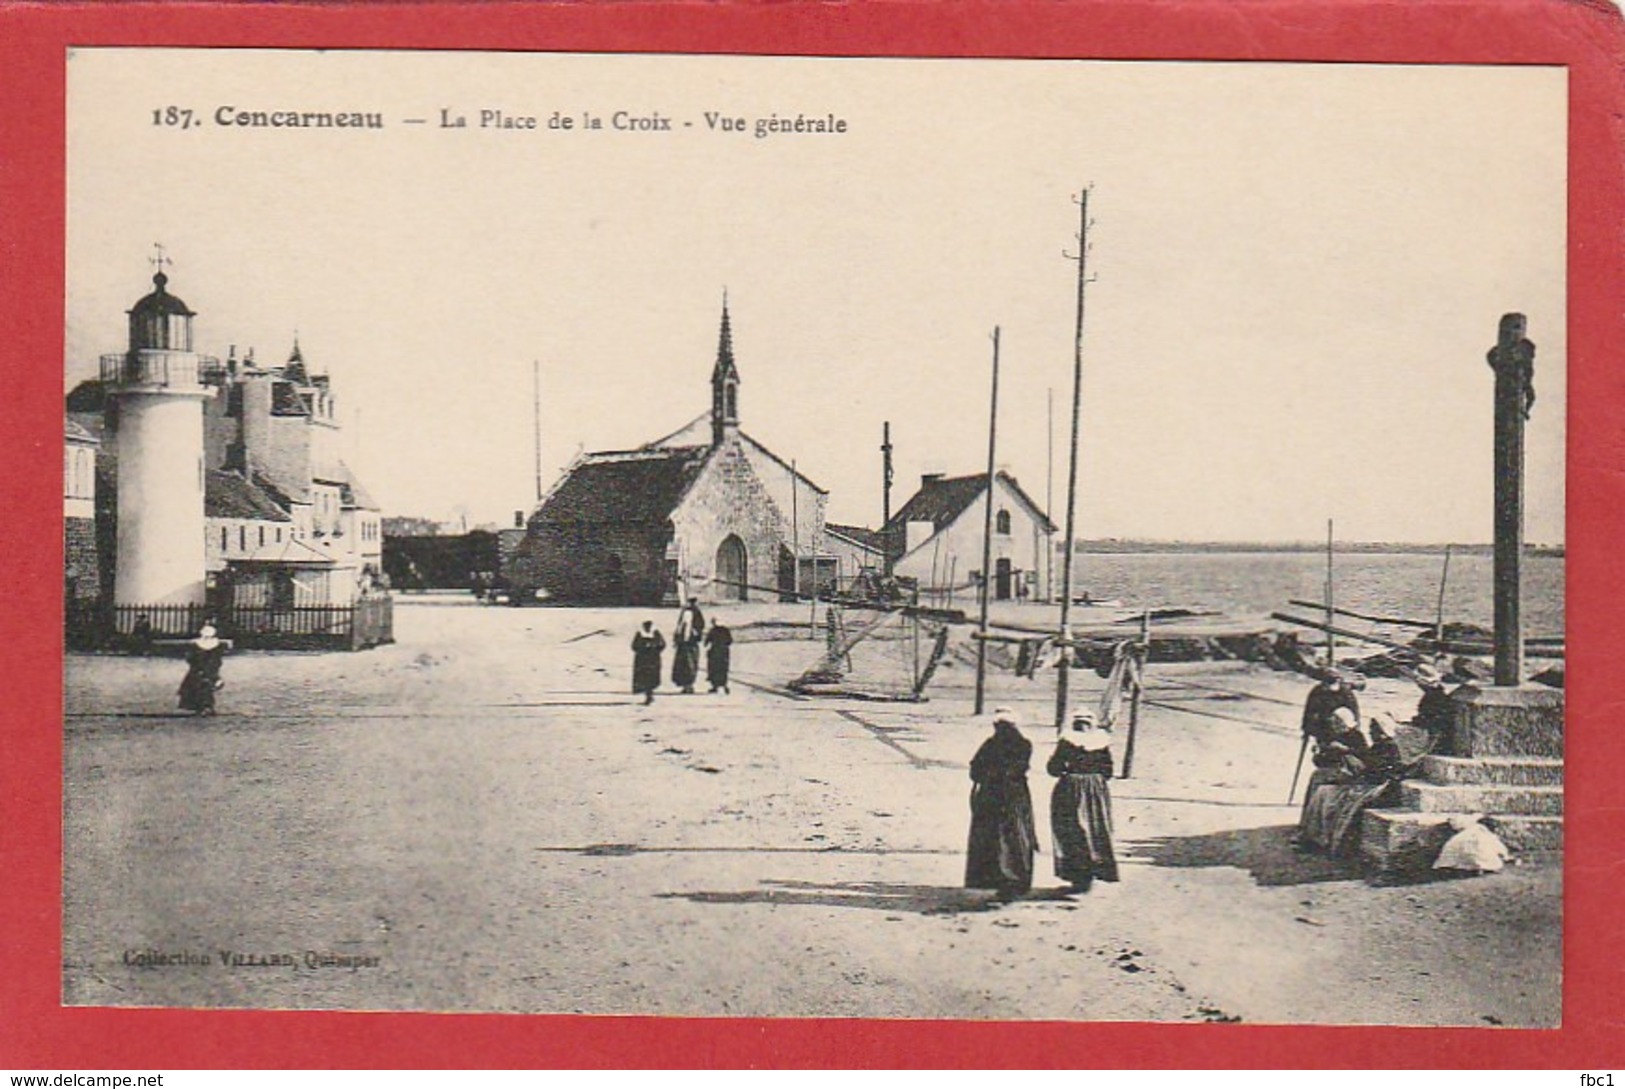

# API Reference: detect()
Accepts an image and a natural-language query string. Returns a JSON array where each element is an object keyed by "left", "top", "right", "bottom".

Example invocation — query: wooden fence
[{"left": 70, "top": 598, "right": 394, "bottom": 652}]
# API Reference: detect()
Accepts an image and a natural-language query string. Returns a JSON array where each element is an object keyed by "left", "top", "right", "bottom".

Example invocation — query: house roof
[
  {"left": 206, "top": 470, "right": 293, "bottom": 521},
  {"left": 251, "top": 470, "right": 310, "bottom": 507},
  {"left": 825, "top": 523, "right": 887, "bottom": 553},
  {"left": 534, "top": 446, "right": 713, "bottom": 527},
  {"left": 885, "top": 471, "right": 1056, "bottom": 537},
  {"left": 66, "top": 381, "right": 108, "bottom": 416},
  {"left": 65, "top": 417, "right": 99, "bottom": 445},
  {"left": 271, "top": 381, "right": 310, "bottom": 417},
  {"left": 315, "top": 460, "right": 380, "bottom": 512},
  {"left": 68, "top": 409, "right": 106, "bottom": 441}
]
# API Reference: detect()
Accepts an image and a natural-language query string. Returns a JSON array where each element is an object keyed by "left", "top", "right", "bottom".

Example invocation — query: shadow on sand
[
  {"left": 656, "top": 879, "right": 1079, "bottom": 916},
  {"left": 1128, "top": 823, "right": 1359, "bottom": 887}
]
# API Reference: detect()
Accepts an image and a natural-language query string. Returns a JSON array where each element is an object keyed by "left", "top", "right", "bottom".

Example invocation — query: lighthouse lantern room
[{"left": 105, "top": 258, "right": 214, "bottom": 606}]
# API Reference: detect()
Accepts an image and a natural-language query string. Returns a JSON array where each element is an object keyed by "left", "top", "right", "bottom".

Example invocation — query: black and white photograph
[{"left": 62, "top": 49, "right": 1565, "bottom": 1026}]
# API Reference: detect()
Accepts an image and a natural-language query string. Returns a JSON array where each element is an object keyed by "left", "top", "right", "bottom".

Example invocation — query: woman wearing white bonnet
[
  {"left": 177, "top": 619, "right": 230, "bottom": 716},
  {"left": 1045, "top": 708, "right": 1119, "bottom": 892}
]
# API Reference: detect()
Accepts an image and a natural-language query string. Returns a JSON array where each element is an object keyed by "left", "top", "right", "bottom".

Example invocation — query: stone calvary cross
[
  {"left": 1487, "top": 313, "right": 1536, "bottom": 686},
  {"left": 1356, "top": 313, "right": 1563, "bottom": 874}
]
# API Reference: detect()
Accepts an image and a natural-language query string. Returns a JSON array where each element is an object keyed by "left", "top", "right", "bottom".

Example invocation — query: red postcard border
[{"left": 3, "top": 0, "right": 1622, "bottom": 1069}]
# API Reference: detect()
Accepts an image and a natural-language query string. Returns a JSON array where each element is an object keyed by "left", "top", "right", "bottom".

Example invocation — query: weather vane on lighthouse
[{"left": 149, "top": 242, "right": 172, "bottom": 275}]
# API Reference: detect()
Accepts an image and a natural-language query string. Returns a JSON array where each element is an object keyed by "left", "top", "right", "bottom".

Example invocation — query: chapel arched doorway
[{"left": 716, "top": 535, "right": 748, "bottom": 601}]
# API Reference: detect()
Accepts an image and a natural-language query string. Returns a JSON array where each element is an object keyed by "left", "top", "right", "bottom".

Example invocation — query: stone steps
[
  {"left": 1396, "top": 779, "right": 1564, "bottom": 816},
  {"left": 1361, "top": 810, "right": 1564, "bottom": 873},
  {"left": 1420, "top": 754, "right": 1564, "bottom": 787}
]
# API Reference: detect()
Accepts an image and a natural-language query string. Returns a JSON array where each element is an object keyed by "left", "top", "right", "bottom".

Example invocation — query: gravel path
[{"left": 63, "top": 596, "right": 1560, "bottom": 1025}]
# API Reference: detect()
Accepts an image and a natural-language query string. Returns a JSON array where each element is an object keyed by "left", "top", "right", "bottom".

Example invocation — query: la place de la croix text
[
  {"left": 158, "top": 105, "right": 848, "bottom": 139},
  {"left": 438, "top": 108, "right": 848, "bottom": 138}
]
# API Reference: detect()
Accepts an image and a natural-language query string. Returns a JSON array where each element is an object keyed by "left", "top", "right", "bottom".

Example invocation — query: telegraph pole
[
  {"left": 1055, "top": 187, "right": 1093, "bottom": 733},
  {"left": 881, "top": 420, "right": 894, "bottom": 576},
  {"left": 974, "top": 327, "right": 1001, "bottom": 716},
  {"left": 1046, "top": 386, "right": 1055, "bottom": 602},
  {"left": 533, "top": 360, "right": 544, "bottom": 502},
  {"left": 1325, "top": 518, "right": 1336, "bottom": 666}
]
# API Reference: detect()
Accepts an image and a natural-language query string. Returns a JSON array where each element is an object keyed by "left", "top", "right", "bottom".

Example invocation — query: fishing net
[{"left": 788, "top": 604, "right": 950, "bottom": 701}]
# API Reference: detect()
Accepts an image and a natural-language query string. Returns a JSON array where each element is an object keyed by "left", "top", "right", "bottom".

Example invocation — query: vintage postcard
[{"left": 61, "top": 46, "right": 1566, "bottom": 1030}]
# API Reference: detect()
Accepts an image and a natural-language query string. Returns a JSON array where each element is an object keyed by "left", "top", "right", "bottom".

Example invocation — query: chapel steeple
[{"left": 710, "top": 292, "right": 741, "bottom": 447}]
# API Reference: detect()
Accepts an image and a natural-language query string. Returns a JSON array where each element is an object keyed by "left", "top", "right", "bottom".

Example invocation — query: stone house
[
  {"left": 510, "top": 302, "right": 829, "bottom": 606},
  {"left": 201, "top": 339, "right": 383, "bottom": 604},
  {"left": 884, "top": 471, "right": 1056, "bottom": 601}
]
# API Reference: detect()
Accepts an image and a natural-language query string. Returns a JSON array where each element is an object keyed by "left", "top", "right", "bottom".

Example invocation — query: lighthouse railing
[{"left": 99, "top": 353, "right": 220, "bottom": 389}]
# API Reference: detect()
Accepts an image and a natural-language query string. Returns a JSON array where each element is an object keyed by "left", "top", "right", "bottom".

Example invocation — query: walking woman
[
  {"left": 1047, "top": 710, "right": 1120, "bottom": 892},
  {"left": 177, "top": 622, "right": 229, "bottom": 716},
  {"left": 965, "top": 707, "right": 1039, "bottom": 900},
  {"left": 671, "top": 598, "right": 705, "bottom": 694},
  {"left": 631, "top": 620, "right": 666, "bottom": 705},
  {"left": 705, "top": 622, "right": 733, "bottom": 694}
]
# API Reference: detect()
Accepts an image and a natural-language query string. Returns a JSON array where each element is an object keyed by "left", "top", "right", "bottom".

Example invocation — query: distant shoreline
[{"left": 1066, "top": 540, "right": 1565, "bottom": 558}]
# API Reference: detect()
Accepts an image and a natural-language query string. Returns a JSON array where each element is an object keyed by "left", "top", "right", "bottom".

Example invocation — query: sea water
[{"left": 1070, "top": 551, "right": 1564, "bottom": 638}]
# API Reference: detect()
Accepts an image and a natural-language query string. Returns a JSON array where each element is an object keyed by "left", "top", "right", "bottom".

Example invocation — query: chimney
[
  {"left": 921, "top": 472, "right": 945, "bottom": 486},
  {"left": 514, "top": 510, "right": 525, "bottom": 529}
]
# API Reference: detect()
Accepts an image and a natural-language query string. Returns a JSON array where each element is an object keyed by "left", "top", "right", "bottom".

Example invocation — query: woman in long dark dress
[
  {"left": 965, "top": 708, "right": 1039, "bottom": 900},
  {"left": 1297, "top": 710, "right": 1406, "bottom": 857},
  {"left": 631, "top": 620, "right": 666, "bottom": 705},
  {"left": 1047, "top": 710, "right": 1120, "bottom": 892},
  {"left": 705, "top": 622, "right": 733, "bottom": 694},
  {"left": 177, "top": 623, "right": 228, "bottom": 716},
  {"left": 671, "top": 600, "right": 705, "bottom": 694}
]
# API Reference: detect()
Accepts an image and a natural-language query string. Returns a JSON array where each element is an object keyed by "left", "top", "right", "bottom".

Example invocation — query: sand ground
[{"left": 61, "top": 595, "right": 1560, "bottom": 1025}]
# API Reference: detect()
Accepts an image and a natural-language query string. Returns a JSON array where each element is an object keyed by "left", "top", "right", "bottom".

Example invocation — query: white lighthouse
[{"left": 105, "top": 266, "right": 212, "bottom": 606}]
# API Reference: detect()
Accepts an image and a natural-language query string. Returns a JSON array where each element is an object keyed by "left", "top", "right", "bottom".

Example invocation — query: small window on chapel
[{"left": 996, "top": 509, "right": 1012, "bottom": 536}]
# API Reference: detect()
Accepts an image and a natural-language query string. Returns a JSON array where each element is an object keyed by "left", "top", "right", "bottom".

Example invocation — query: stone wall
[
  {"left": 737, "top": 436, "right": 826, "bottom": 554},
  {"left": 511, "top": 520, "right": 673, "bottom": 606},
  {"left": 671, "top": 440, "right": 789, "bottom": 603},
  {"left": 65, "top": 517, "right": 101, "bottom": 603}
]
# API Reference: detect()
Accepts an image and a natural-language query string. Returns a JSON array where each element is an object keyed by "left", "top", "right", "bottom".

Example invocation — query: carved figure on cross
[{"left": 1487, "top": 312, "right": 1536, "bottom": 420}]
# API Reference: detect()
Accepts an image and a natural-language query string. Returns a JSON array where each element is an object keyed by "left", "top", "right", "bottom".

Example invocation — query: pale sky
[{"left": 66, "top": 51, "right": 1567, "bottom": 544}]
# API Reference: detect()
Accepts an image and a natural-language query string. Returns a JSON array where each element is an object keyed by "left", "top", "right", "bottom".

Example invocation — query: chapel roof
[
  {"left": 643, "top": 414, "right": 827, "bottom": 495},
  {"left": 534, "top": 446, "right": 713, "bottom": 527}
]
